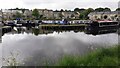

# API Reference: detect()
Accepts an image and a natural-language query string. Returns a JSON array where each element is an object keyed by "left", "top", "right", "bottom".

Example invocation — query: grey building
[
  {"left": 0, "top": 10, "right": 2, "bottom": 21},
  {"left": 23, "top": 10, "right": 32, "bottom": 19},
  {"left": 37, "top": 9, "right": 54, "bottom": 19},
  {"left": 1, "top": 9, "right": 81, "bottom": 20},
  {"left": 53, "top": 11, "right": 61, "bottom": 19},
  {"left": 37, "top": 9, "right": 80, "bottom": 19},
  {"left": 0, "top": 21, "right": 3, "bottom": 43},
  {"left": 88, "top": 11, "right": 120, "bottom": 21},
  {"left": 53, "top": 11, "right": 80, "bottom": 19}
]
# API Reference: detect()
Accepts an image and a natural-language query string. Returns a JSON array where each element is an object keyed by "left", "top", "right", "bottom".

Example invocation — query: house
[
  {"left": 2, "top": 9, "right": 13, "bottom": 20},
  {"left": 88, "top": 11, "right": 120, "bottom": 21},
  {"left": 53, "top": 11, "right": 61, "bottom": 19},
  {"left": 1, "top": 8, "right": 81, "bottom": 20},
  {"left": 37, "top": 9, "right": 54, "bottom": 19},
  {"left": 61, "top": 11, "right": 74, "bottom": 19},
  {"left": 37, "top": 9, "right": 80, "bottom": 20},
  {"left": 53, "top": 11, "right": 80, "bottom": 19},
  {"left": 0, "top": 10, "right": 2, "bottom": 21},
  {"left": 9, "top": 9, "right": 23, "bottom": 14},
  {"left": 23, "top": 10, "right": 32, "bottom": 19}
]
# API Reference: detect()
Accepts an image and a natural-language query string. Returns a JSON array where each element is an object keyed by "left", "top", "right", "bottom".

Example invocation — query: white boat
[{"left": 13, "top": 27, "right": 18, "bottom": 31}]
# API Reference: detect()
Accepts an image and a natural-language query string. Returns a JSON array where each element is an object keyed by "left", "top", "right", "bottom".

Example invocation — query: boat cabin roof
[{"left": 94, "top": 20, "right": 118, "bottom": 23}]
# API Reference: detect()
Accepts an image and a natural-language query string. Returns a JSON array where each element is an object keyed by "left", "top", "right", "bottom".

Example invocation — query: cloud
[
  {"left": 0, "top": 0, "right": 119, "bottom": 10},
  {"left": 0, "top": 0, "right": 25, "bottom": 9}
]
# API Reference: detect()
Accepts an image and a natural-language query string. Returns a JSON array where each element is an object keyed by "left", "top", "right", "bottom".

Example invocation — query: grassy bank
[
  {"left": 57, "top": 45, "right": 119, "bottom": 66},
  {"left": 3, "top": 45, "right": 119, "bottom": 66}
]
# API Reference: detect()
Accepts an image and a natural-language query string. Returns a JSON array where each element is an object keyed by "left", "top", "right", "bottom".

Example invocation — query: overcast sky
[{"left": 0, "top": 0, "right": 119, "bottom": 11}]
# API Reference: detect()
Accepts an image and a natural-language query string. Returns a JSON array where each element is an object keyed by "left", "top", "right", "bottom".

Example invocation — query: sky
[{"left": 0, "top": 0, "right": 119, "bottom": 11}]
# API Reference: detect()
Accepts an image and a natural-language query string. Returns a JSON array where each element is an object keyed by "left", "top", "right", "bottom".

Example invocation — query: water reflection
[
  {"left": 119, "top": 28, "right": 120, "bottom": 42},
  {"left": 1, "top": 27, "right": 119, "bottom": 66},
  {"left": 1, "top": 26, "right": 119, "bottom": 37},
  {"left": 0, "top": 43, "right": 1, "bottom": 67}
]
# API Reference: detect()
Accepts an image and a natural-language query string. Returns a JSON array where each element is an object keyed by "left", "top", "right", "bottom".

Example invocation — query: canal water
[{"left": 0, "top": 27, "right": 119, "bottom": 66}]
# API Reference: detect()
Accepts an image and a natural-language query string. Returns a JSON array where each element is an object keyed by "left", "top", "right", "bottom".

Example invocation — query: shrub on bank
[{"left": 57, "top": 45, "right": 119, "bottom": 66}]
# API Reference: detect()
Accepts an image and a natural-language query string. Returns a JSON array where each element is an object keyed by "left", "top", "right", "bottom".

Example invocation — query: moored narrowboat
[{"left": 85, "top": 20, "right": 119, "bottom": 34}]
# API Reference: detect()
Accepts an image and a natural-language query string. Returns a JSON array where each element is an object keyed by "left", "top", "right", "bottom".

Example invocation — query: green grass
[{"left": 57, "top": 45, "right": 119, "bottom": 66}]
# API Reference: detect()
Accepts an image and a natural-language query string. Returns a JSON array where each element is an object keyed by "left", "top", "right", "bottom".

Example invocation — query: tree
[
  {"left": 82, "top": 8, "right": 94, "bottom": 19},
  {"left": 95, "top": 7, "right": 111, "bottom": 12},
  {"left": 116, "top": 8, "right": 120, "bottom": 11},
  {"left": 74, "top": 8, "right": 85, "bottom": 12},
  {"left": 104, "top": 7, "right": 111, "bottom": 12},
  {"left": 55, "top": 10, "right": 58, "bottom": 12},
  {"left": 15, "top": 7, "right": 19, "bottom": 10},
  {"left": 87, "top": 8, "right": 94, "bottom": 12},
  {"left": 32, "top": 9, "right": 40, "bottom": 20},
  {"left": 74, "top": 8, "right": 80, "bottom": 12},
  {"left": 16, "top": 12, "right": 22, "bottom": 19},
  {"left": 95, "top": 7, "right": 104, "bottom": 12},
  {"left": 79, "top": 13, "right": 84, "bottom": 20},
  {"left": 13, "top": 11, "right": 22, "bottom": 20},
  {"left": 79, "top": 8, "right": 86, "bottom": 12},
  {"left": 60, "top": 9, "right": 64, "bottom": 12},
  {"left": 65, "top": 10, "right": 68, "bottom": 12}
]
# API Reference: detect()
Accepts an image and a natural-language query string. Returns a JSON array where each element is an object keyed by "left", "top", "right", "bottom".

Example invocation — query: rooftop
[{"left": 88, "top": 11, "right": 120, "bottom": 16}]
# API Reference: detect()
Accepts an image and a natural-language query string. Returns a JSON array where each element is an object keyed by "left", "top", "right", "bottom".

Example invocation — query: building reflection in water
[
  {"left": 1, "top": 26, "right": 119, "bottom": 36},
  {"left": 1, "top": 26, "right": 119, "bottom": 66},
  {"left": 118, "top": 28, "right": 120, "bottom": 44},
  {"left": 0, "top": 28, "right": 2, "bottom": 43}
]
